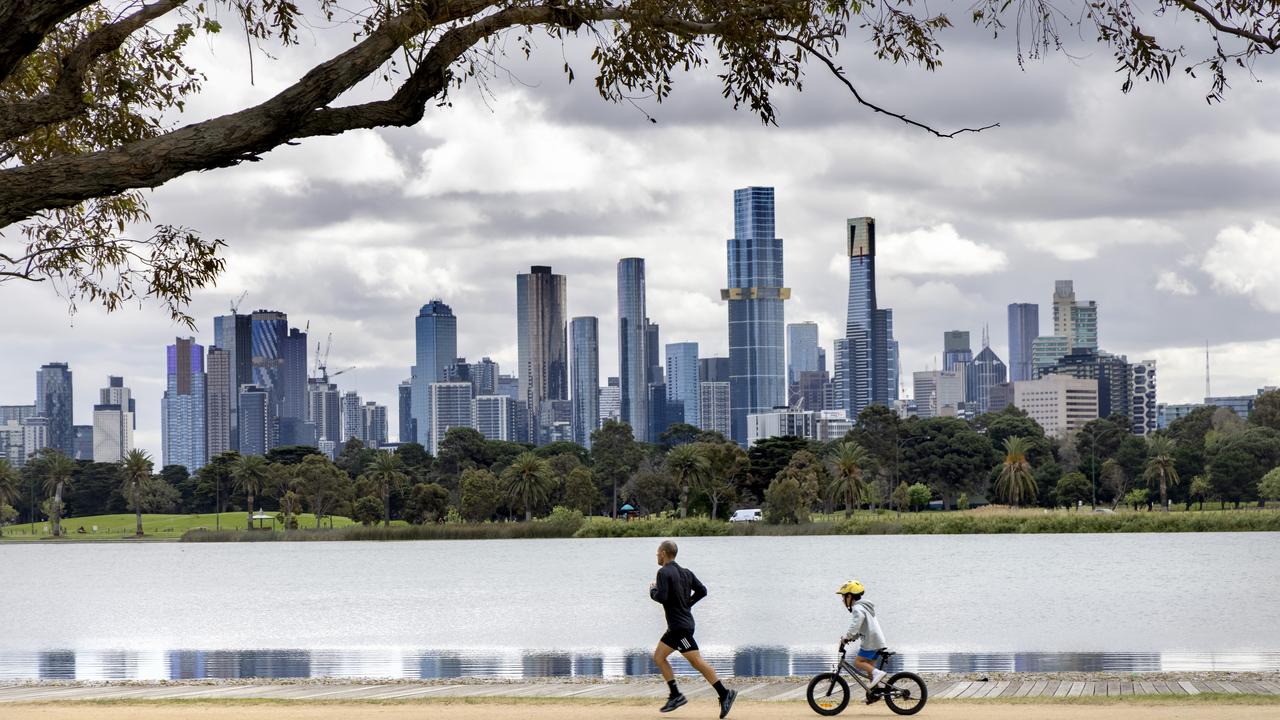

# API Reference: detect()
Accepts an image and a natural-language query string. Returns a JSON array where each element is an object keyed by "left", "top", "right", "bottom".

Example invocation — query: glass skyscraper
[
  {"left": 213, "top": 313, "right": 252, "bottom": 450},
  {"left": 162, "top": 337, "right": 207, "bottom": 471},
  {"left": 570, "top": 316, "right": 600, "bottom": 449},
  {"left": 249, "top": 309, "right": 287, "bottom": 450},
  {"left": 516, "top": 267, "right": 568, "bottom": 445},
  {"left": 617, "top": 258, "right": 650, "bottom": 441},
  {"left": 413, "top": 299, "right": 458, "bottom": 446},
  {"left": 943, "top": 330, "right": 972, "bottom": 372},
  {"left": 725, "top": 187, "right": 788, "bottom": 445},
  {"left": 36, "top": 362, "right": 73, "bottom": 456},
  {"left": 787, "top": 322, "right": 820, "bottom": 386},
  {"left": 1007, "top": 303, "right": 1039, "bottom": 382},
  {"left": 841, "top": 216, "right": 894, "bottom": 420},
  {"left": 206, "top": 346, "right": 232, "bottom": 458},
  {"left": 665, "top": 342, "right": 700, "bottom": 429}
]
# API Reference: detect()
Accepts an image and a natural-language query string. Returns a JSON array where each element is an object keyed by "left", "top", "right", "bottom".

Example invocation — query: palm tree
[
  {"left": 994, "top": 436, "right": 1038, "bottom": 508},
  {"left": 0, "top": 459, "right": 20, "bottom": 536},
  {"left": 664, "top": 444, "right": 710, "bottom": 519},
  {"left": 500, "top": 452, "right": 553, "bottom": 521},
  {"left": 364, "top": 452, "right": 408, "bottom": 527},
  {"left": 119, "top": 449, "right": 154, "bottom": 537},
  {"left": 39, "top": 450, "right": 76, "bottom": 537},
  {"left": 1143, "top": 435, "right": 1180, "bottom": 511},
  {"left": 233, "top": 455, "right": 270, "bottom": 529},
  {"left": 826, "top": 441, "right": 871, "bottom": 517}
]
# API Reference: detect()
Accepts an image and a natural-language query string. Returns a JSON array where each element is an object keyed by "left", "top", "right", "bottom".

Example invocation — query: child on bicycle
[{"left": 837, "top": 580, "right": 888, "bottom": 688}]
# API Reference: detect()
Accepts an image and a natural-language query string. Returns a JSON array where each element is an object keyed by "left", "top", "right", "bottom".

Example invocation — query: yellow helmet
[{"left": 836, "top": 580, "right": 865, "bottom": 595}]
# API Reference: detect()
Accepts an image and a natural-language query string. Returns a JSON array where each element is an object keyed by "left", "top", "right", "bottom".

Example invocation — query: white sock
[{"left": 871, "top": 669, "right": 887, "bottom": 686}]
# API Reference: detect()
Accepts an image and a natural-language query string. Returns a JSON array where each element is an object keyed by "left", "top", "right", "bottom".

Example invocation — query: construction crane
[
  {"left": 229, "top": 290, "right": 247, "bottom": 314},
  {"left": 330, "top": 366, "right": 355, "bottom": 380},
  {"left": 314, "top": 333, "right": 334, "bottom": 381}
]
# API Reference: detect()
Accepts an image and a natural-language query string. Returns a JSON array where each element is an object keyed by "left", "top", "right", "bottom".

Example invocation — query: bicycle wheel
[
  {"left": 806, "top": 672, "right": 850, "bottom": 716},
  {"left": 882, "top": 671, "right": 928, "bottom": 715}
]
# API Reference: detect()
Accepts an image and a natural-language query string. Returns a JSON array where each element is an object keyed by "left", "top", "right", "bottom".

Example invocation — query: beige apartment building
[{"left": 1013, "top": 374, "right": 1099, "bottom": 437}]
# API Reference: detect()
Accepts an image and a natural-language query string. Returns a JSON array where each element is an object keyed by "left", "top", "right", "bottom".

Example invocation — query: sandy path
[{"left": 6, "top": 702, "right": 1279, "bottom": 720}]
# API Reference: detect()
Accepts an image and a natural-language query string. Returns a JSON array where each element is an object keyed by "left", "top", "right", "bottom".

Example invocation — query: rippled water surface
[{"left": 2, "top": 533, "right": 1276, "bottom": 678}]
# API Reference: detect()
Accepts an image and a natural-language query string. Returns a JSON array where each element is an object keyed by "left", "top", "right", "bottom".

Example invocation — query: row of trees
[{"left": 0, "top": 448, "right": 153, "bottom": 537}]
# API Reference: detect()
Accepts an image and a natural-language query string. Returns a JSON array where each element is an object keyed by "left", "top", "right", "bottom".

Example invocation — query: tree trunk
[
  {"left": 525, "top": 508, "right": 532, "bottom": 522},
  {"left": 51, "top": 481, "right": 64, "bottom": 537},
  {"left": 679, "top": 483, "right": 688, "bottom": 519},
  {"left": 247, "top": 491, "right": 255, "bottom": 530},
  {"left": 383, "top": 483, "right": 390, "bottom": 527},
  {"left": 710, "top": 495, "right": 719, "bottom": 520},
  {"left": 1159, "top": 477, "right": 1169, "bottom": 512},
  {"left": 612, "top": 480, "right": 618, "bottom": 519},
  {"left": 134, "top": 481, "right": 143, "bottom": 537}
]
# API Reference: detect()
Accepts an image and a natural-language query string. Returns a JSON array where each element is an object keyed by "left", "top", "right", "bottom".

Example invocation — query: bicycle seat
[{"left": 879, "top": 649, "right": 896, "bottom": 659}]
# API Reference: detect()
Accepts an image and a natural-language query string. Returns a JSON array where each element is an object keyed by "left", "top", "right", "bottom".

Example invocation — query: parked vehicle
[{"left": 729, "top": 508, "right": 762, "bottom": 523}]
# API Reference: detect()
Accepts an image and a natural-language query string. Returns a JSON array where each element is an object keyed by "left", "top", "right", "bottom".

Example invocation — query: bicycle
[{"left": 805, "top": 644, "right": 928, "bottom": 716}]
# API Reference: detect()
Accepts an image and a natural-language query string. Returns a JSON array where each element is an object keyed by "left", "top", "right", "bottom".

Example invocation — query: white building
[
  {"left": 598, "top": 382, "right": 621, "bottom": 426},
  {"left": 698, "top": 381, "right": 731, "bottom": 438},
  {"left": 91, "top": 376, "right": 134, "bottom": 463},
  {"left": 341, "top": 390, "right": 365, "bottom": 444},
  {"left": 1013, "top": 374, "right": 1099, "bottom": 438},
  {"left": 428, "top": 382, "right": 474, "bottom": 455},
  {"left": 912, "top": 370, "right": 965, "bottom": 420},
  {"left": 473, "top": 394, "right": 514, "bottom": 441}
]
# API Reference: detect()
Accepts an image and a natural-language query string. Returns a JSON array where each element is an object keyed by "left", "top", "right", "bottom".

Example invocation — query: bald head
[{"left": 659, "top": 540, "right": 678, "bottom": 559}]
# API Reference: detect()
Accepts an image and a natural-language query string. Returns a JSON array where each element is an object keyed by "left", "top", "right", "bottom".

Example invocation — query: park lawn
[{"left": 0, "top": 512, "right": 395, "bottom": 540}]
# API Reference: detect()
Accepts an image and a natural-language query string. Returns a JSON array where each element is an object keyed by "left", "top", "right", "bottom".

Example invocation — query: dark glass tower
[
  {"left": 570, "top": 316, "right": 600, "bottom": 448},
  {"left": 516, "top": 267, "right": 568, "bottom": 445},
  {"left": 617, "top": 259, "right": 650, "bottom": 442},
  {"left": 1007, "top": 303, "right": 1039, "bottom": 382},
  {"left": 413, "top": 300, "right": 459, "bottom": 446},
  {"left": 249, "top": 310, "right": 287, "bottom": 450},
  {"left": 213, "top": 313, "right": 252, "bottom": 450},
  {"left": 36, "top": 363, "right": 74, "bottom": 456},
  {"left": 725, "top": 187, "right": 788, "bottom": 445}
]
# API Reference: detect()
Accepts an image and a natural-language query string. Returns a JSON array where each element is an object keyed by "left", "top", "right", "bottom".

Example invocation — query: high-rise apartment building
[
  {"left": 1038, "top": 348, "right": 1131, "bottom": 420},
  {"left": 1007, "top": 303, "right": 1039, "bottom": 382},
  {"left": 206, "top": 347, "right": 232, "bottom": 458},
  {"left": 1130, "top": 360, "right": 1158, "bottom": 436},
  {"left": 305, "top": 378, "right": 341, "bottom": 457},
  {"left": 341, "top": 390, "right": 365, "bottom": 443},
  {"left": 725, "top": 188, "right": 788, "bottom": 444},
  {"left": 363, "top": 402, "right": 388, "bottom": 447},
  {"left": 412, "top": 299, "right": 458, "bottom": 446},
  {"left": 943, "top": 331, "right": 972, "bottom": 372},
  {"left": 1014, "top": 374, "right": 1099, "bottom": 437},
  {"left": 397, "top": 379, "right": 415, "bottom": 444},
  {"left": 73, "top": 425, "right": 93, "bottom": 460},
  {"left": 665, "top": 342, "right": 700, "bottom": 430},
  {"left": 428, "top": 382, "right": 474, "bottom": 455},
  {"left": 796, "top": 370, "right": 830, "bottom": 412},
  {"left": 92, "top": 376, "right": 134, "bottom": 463},
  {"left": 473, "top": 395, "right": 514, "bottom": 441},
  {"left": 237, "top": 385, "right": 271, "bottom": 457},
  {"left": 162, "top": 338, "right": 207, "bottom": 471},
  {"left": 787, "top": 322, "right": 820, "bottom": 386},
  {"left": 699, "top": 357, "right": 730, "bottom": 383},
  {"left": 882, "top": 310, "right": 899, "bottom": 402},
  {"left": 570, "top": 317, "right": 600, "bottom": 449},
  {"left": 36, "top": 362, "right": 73, "bottom": 457},
  {"left": 472, "top": 357, "right": 499, "bottom": 397},
  {"left": 698, "top": 381, "right": 731, "bottom": 438},
  {"left": 1052, "top": 280, "right": 1099, "bottom": 351},
  {"left": 213, "top": 312, "right": 252, "bottom": 450},
  {"left": 1031, "top": 335, "right": 1071, "bottom": 375},
  {"left": 516, "top": 266, "right": 568, "bottom": 445},
  {"left": 598, "top": 378, "right": 621, "bottom": 428},
  {"left": 617, "top": 258, "right": 650, "bottom": 441}
]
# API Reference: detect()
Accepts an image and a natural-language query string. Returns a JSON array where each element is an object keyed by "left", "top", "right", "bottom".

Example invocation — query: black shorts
[{"left": 660, "top": 629, "right": 699, "bottom": 654}]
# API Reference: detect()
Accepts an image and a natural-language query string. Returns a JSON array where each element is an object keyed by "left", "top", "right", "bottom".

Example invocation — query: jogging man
[{"left": 650, "top": 539, "right": 736, "bottom": 717}]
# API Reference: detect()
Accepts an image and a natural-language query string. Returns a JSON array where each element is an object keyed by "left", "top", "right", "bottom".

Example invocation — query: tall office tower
[
  {"left": 542, "top": 399, "right": 574, "bottom": 443},
  {"left": 665, "top": 342, "right": 700, "bottom": 429},
  {"left": 912, "top": 370, "right": 965, "bottom": 420},
  {"left": 213, "top": 312, "right": 252, "bottom": 450},
  {"left": 966, "top": 346, "right": 1008, "bottom": 415},
  {"left": 341, "top": 390, "right": 365, "bottom": 443},
  {"left": 249, "top": 310, "right": 288, "bottom": 430},
  {"left": 36, "top": 362, "right": 73, "bottom": 456},
  {"left": 645, "top": 320, "right": 662, "bottom": 385},
  {"left": 517, "top": 266, "right": 568, "bottom": 445},
  {"left": 444, "top": 358, "right": 473, "bottom": 387},
  {"left": 943, "top": 331, "right": 972, "bottom": 372},
  {"left": 397, "top": 379, "right": 415, "bottom": 444},
  {"left": 305, "top": 378, "right": 341, "bottom": 456},
  {"left": 71, "top": 425, "right": 92, "bottom": 460},
  {"left": 842, "top": 216, "right": 894, "bottom": 420},
  {"left": 162, "top": 338, "right": 207, "bottom": 471},
  {"left": 598, "top": 377, "right": 622, "bottom": 427},
  {"left": 363, "top": 402, "right": 388, "bottom": 447},
  {"left": 725, "top": 187, "right": 789, "bottom": 444},
  {"left": 817, "top": 347, "right": 827, "bottom": 374},
  {"left": 412, "top": 299, "right": 458, "bottom": 446},
  {"left": 92, "top": 376, "right": 134, "bottom": 462},
  {"left": 617, "top": 258, "right": 651, "bottom": 441},
  {"left": 698, "top": 381, "right": 731, "bottom": 438},
  {"left": 206, "top": 347, "right": 232, "bottom": 458},
  {"left": 428, "top": 382, "right": 473, "bottom": 455},
  {"left": 1130, "top": 360, "right": 1158, "bottom": 436},
  {"left": 1013, "top": 375, "right": 1099, "bottom": 438},
  {"left": 278, "top": 327, "right": 310, "bottom": 447},
  {"left": 570, "top": 317, "right": 600, "bottom": 448},
  {"left": 497, "top": 374, "right": 520, "bottom": 401},
  {"left": 1007, "top": 303, "right": 1039, "bottom": 382},
  {"left": 1032, "top": 335, "right": 1071, "bottom": 375},
  {"left": 699, "top": 357, "right": 731, "bottom": 383},
  {"left": 1053, "top": 280, "right": 1075, "bottom": 341},
  {"left": 472, "top": 357, "right": 499, "bottom": 397},
  {"left": 832, "top": 337, "right": 850, "bottom": 417},
  {"left": 237, "top": 385, "right": 271, "bottom": 457},
  {"left": 648, "top": 382, "right": 674, "bottom": 439},
  {"left": 796, "top": 370, "right": 830, "bottom": 412},
  {"left": 473, "top": 395, "right": 515, "bottom": 441},
  {"left": 787, "top": 322, "right": 820, "bottom": 386}
]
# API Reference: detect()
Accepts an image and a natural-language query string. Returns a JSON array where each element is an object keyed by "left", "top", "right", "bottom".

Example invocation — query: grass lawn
[{"left": 0, "top": 512, "right": 377, "bottom": 541}]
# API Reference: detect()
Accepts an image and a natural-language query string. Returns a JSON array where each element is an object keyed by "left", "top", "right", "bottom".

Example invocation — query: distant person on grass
[{"left": 649, "top": 539, "right": 736, "bottom": 717}]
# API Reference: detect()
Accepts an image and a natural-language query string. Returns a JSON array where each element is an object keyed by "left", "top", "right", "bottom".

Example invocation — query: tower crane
[{"left": 229, "top": 290, "right": 247, "bottom": 314}]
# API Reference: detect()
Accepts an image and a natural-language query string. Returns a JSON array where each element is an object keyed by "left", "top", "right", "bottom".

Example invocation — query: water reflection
[{"left": 1, "top": 648, "right": 1277, "bottom": 681}]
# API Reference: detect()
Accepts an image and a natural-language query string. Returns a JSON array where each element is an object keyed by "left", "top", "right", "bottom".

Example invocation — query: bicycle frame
[{"left": 831, "top": 648, "right": 890, "bottom": 692}]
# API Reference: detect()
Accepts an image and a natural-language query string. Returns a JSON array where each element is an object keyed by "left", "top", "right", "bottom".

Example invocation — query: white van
[{"left": 729, "top": 508, "right": 762, "bottom": 523}]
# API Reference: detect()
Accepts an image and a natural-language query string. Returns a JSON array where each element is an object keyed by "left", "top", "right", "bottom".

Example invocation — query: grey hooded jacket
[{"left": 843, "top": 600, "right": 887, "bottom": 651}]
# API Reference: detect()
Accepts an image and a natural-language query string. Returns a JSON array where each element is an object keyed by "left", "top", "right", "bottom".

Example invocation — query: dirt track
[{"left": 8, "top": 701, "right": 1280, "bottom": 720}]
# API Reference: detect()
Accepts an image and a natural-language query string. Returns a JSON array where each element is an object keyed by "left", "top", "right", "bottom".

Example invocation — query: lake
[{"left": 2, "top": 533, "right": 1277, "bottom": 679}]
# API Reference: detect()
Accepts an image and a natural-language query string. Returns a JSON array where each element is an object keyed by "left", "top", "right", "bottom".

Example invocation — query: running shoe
[{"left": 660, "top": 694, "right": 687, "bottom": 713}]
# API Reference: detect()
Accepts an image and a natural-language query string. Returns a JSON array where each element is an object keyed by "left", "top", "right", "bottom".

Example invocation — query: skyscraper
[
  {"left": 876, "top": 308, "right": 897, "bottom": 402},
  {"left": 472, "top": 357, "right": 499, "bottom": 397},
  {"left": 305, "top": 378, "right": 340, "bottom": 457},
  {"left": 1052, "top": 280, "right": 1099, "bottom": 351},
  {"left": 1007, "top": 303, "right": 1039, "bottom": 382},
  {"left": 787, "top": 322, "right": 820, "bottom": 386},
  {"left": 36, "top": 362, "right": 73, "bottom": 456},
  {"left": 618, "top": 258, "right": 650, "bottom": 441},
  {"left": 698, "top": 381, "right": 731, "bottom": 438},
  {"left": 92, "top": 376, "right": 133, "bottom": 463},
  {"left": 363, "top": 402, "right": 388, "bottom": 447},
  {"left": 397, "top": 379, "right": 415, "bottom": 444},
  {"left": 473, "top": 395, "right": 515, "bottom": 441},
  {"left": 943, "top": 331, "right": 972, "bottom": 372},
  {"left": 162, "top": 338, "right": 207, "bottom": 471},
  {"left": 281, "top": 326, "right": 309, "bottom": 422},
  {"left": 428, "top": 382, "right": 473, "bottom": 455},
  {"left": 1032, "top": 335, "right": 1071, "bottom": 375},
  {"left": 516, "top": 267, "right": 568, "bottom": 445},
  {"left": 1053, "top": 280, "right": 1075, "bottom": 340},
  {"left": 665, "top": 342, "right": 700, "bottom": 429},
  {"left": 238, "top": 385, "right": 271, "bottom": 457},
  {"left": 966, "top": 346, "right": 1008, "bottom": 415},
  {"left": 645, "top": 319, "right": 662, "bottom": 386},
  {"left": 570, "top": 317, "right": 600, "bottom": 448},
  {"left": 912, "top": 370, "right": 964, "bottom": 420},
  {"left": 841, "top": 216, "right": 894, "bottom": 421},
  {"left": 206, "top": 347, "right": 232, "bottom": 458},
  {"left": 341, "top": 390, "right": 365, "bottom": 443},
  {"left": 213, "top": 313, "right": 252, "bottom": 450},
  {"left": 413, "top": 299, "right": 458, "bottom": 446},
  {"left": 725, "top": 187, "right": 788, "bottom": 444},
  {"left": 1131, "top": 360, "right": 1158, "bottom": 436},
  {"left": 598, "top": 377, "right": 621, "bottom": 428}
]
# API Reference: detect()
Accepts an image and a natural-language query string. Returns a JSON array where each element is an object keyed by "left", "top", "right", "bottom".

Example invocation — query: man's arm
[
  {"left": 688, "top": 571, "right": 708, "bottom": 606},
  {"left": 650, "top": 567, "right": 670, "bottom": 603}
]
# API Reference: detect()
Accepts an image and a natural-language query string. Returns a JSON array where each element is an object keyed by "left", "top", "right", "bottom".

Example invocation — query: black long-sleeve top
[{"left": 650, "top": 561, "right": 707, "bottom": 631}]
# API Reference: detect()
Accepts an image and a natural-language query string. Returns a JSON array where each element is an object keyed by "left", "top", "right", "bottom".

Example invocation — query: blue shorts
[{"left": 856, "top": 648, "right": 880, "bottom": 661}]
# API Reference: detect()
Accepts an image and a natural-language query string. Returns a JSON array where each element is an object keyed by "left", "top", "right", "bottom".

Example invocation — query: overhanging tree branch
[
  {"left": 0, "top": 0, "right": 102, "bottom": 83},
  {"left": 1171, "top": 0, "right": 1280, "bottom": 49}
]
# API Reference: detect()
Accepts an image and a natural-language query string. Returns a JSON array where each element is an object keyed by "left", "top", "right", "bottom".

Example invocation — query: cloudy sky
[{"left": 3, "top": 5, "right": 1279, "bottom": 456}]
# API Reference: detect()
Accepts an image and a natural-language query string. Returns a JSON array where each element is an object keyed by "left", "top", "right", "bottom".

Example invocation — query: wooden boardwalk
[{"left": 2, "top": 675, "right": 1279, "bottom": 704}]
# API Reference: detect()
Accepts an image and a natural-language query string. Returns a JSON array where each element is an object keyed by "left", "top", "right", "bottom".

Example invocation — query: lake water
[{"left": 2, "top": 533, "right": 1277, "bottom": 679}]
